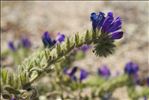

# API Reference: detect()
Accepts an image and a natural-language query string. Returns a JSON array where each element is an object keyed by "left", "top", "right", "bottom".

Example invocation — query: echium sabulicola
[
  {"left": 20, "top": 37, "right": 31, "bottom": 49},
  {"left": 42, "top": 31, "right": 65, "bottom": 48},
  {"left": 124, "top": 62, "right": 139, "bottom": 75},
  {"left": 8, "top": 41, "right": 17, "bottom": 52},
  {"left": 64, "top": 66, "right": 88, "bottom": 82},
  {"left": 90, "top": 12, "right": 123, "bottom": 57},
  {"left": 98, "top": 65, "right": 111, "bottom": 79}
]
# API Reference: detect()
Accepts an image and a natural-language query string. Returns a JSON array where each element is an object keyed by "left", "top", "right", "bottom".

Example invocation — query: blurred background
[{"left": 1, "top": 1, "right": 149, "bottom": 99}]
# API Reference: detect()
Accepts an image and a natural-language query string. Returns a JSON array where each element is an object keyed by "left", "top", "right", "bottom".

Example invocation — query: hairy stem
[{"left": 18, "top": 30, "right": 97, "bottom": 85}]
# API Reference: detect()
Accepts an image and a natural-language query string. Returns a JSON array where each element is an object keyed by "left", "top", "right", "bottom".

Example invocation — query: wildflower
[
  {"left": 90, "top": 12, "right": 123, "bottom": 40},
  {"left": 21, "top": 37, "right": 31, "bottom": 48},
  {"left": 8, "top": 41, "right": 17, "bottom": 51},
  {"left": 63, "top": 67, "right": 78, "bottom": 81},
  {"left": 80, "top": 45, "right": 91, "bottom": 52},
  {"left": 80, "top": 69, "right": 88, "bottom": 81},
  {"left": 42, "top": 31, "right": 56, "bottom": 48},
  {"left": 91, "top": 12, "right": 123, "bottom": 57},
  {"left": 98, "top": 65, "right": 111, "bottom": 78},
  {"left": 68, "top": 66, "right": 78, "bottom": 77},
  {"left": 124, "top": 62, "right": 139, "bottom": 75},
  {"left": 56, "top": 32, "right": 65, "bottom": 43},
  {"left": 64, "top": 67, "right": 88, "bottom": 82}
]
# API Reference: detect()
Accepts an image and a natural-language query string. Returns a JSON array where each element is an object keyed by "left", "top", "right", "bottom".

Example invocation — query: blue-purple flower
[
  {"left": 64, "top": 67, "right": 88, "bottom": 82},
  {"left": 80, "top": 69, "right": 88, "bottom": 81},
  {"left": 98, "top": 65, "right": 111, "bottom": 78},
  {"left": 63, "top": 67, "right": 78, "bottom": 81},
  {"left": 90, "top": 12, "right": 123, "bottom": 40},
  {"left": 124, "top": 62, "right": 139, "bottom": 75},
  {"left": 8, "top": 41, "right": 17, "bottom": 51},
  {"left": 147, "top": 77, "right": 149, "bottom": 86},
  {"left": 56, "top": 32, "right": 65, "bottom": 43},
  {"left": 80, "top": 45, "right": 91, "bottom": 52},
  {"left": 42, "top": 31, "right": 65, "bottom": 48},
  {"left": 21, "top": 37, "right": 31, "bottom": 48},
  {"left": 42, "top": 31, "right": 56, "bottom": 48}
]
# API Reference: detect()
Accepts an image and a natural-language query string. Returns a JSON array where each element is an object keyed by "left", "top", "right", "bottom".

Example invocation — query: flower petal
[
  {"left": 107, "top": 17, "right": 122, "bottom": 33},
  {"left": 101, "top": 12, "right": 114, "bottom": 33},
  {"left": 111, "top": 31, "right": 123, "bottom": 39},
  {"left": 8, "top": 41, "right": 17, "bottom": 51},
  {"left": 124, "top": 62, "right": 139, "bottom": 75},
  {"left": 98, "top": 65, "right": 111, "bottom": 78},
  {"left": 69, "top": 66, "right": 78, "bottom": 76},
  {"left": 80, "top": 69, "right": 88, "bottom": 81},
  {"left": 90, "top": 12, "right": 105, "bottom": 31},
  {"left": 21, "top": 37, "right": 31, "bottom": 48},
  {"left": 56, "top": 32, "right": 65, "bottom": 43},
  {"left": 42, "top": 31, "right": 55, "bottom": 47}
]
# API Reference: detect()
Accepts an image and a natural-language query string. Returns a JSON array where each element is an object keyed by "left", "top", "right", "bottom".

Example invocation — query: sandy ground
[{"left": 1, "top": 1, "right": 149, "bottom": 100}]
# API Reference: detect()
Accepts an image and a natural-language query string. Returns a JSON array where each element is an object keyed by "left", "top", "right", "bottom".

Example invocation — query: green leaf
[
  {"left": 85, "top": 30, "right": 91, "bottom": 44},
  {"left": 56, "top": 44, "right": 61, "bottom": 56},
  {"left": 20, "top": 72, "right": 29, "bottom": 87},
  {"left": 66, "top": 37, "right": 70, "bottom": 49},
  {"left": 75, "top": 33, "right": 79, "bottom": 47},
  {"left": 7, "top": 73, "right": 14, "bottom": 87},
  {"left": 1, "top": 69, "right": 8, "bottom": 84}
]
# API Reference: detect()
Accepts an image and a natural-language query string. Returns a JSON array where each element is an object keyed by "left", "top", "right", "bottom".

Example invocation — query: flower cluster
[
  {"left": 42, "top": 31, "right": 65, "bottom": 48},
  {"left": 90, "top": 12, "right": 123, "bottom": 40},
  {"left": 90, "top": 12, "right": 123, "bottom": 57}
]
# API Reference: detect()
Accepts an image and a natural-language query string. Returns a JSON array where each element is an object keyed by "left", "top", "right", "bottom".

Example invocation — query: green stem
[{"left": 97, "top": 74, "right": 129, "bottom": 97}]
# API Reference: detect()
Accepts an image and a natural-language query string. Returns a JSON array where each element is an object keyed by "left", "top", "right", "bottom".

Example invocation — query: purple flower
[
  {"left": 68, "top": 66, "right": 78, "bottom": 77},
  {"left": 124, "top": 62, "right": 139, "bottom": 75},
  {"left": 90, "top": 12, "right": 105, "bottom": 31},
  {"left": 42, "top": 31, "right": 56, "bottom": 48},
  {"left": 80, "top": 69, "right": 88, "bottom": 81},
  {"left": 80, "top": 45, "right": 91, "bottom": 52},
  {"left": 64, "top": 67, "right": 88, "bottom": 82},
  {"left": 21, "top": 37, "right": 31, "bottom": 48},
  {"left": 144, "top": 96, "right": 147, "bottom": 100},
  {"left": 98, "top": 65, "right": 111, "bottom": 78},
  {"left": 147, "top": 77, "right": 149, "bottom": 86},
  {"left": 56, "top": 32, "right": 65, "bottom": 43},
  {"left": 63, "top": 67, "right": 78, "bottom": 81},
  {"left": 90, "top": 12, "right": 123, "bottom": 40},
  {"left": 8, "top": 41, "right": 17, "bottom": 51}
]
